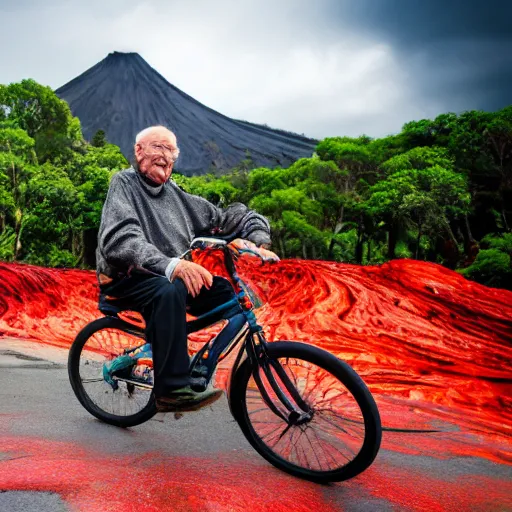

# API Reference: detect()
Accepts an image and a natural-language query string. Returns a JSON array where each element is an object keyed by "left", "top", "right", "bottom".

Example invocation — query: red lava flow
[
  {"left": 1, "top": 256, "right": 511, "bottom": 456},
  {"left": 1, "top": 255, "right": 511, "bottom": 509},
  {"left": 0, "top": 436, "right": 337, "bottom": 512}
]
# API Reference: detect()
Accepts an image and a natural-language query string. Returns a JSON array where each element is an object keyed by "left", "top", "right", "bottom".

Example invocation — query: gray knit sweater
[{"left": 96, "top": 168, "right": 271, "bottom": 284}]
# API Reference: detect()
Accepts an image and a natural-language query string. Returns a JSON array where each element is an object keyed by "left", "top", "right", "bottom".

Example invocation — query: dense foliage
[
  {"left": 0, "top": 79, "right": 128, "bottom": 267},
  {"left": 0, "top": 80, "right": 510, "bottom": 289}
]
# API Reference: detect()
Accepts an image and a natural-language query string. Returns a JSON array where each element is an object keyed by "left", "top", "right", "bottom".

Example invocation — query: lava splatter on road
[
  {"left": 0, "top": 435, "right": 337, "bottom": 512},
  {"left": 1, "top": 256, "right": 511, "bottom": 509},
  {"left": 0, "top": 427, "right": 510, "bottom": 512}
]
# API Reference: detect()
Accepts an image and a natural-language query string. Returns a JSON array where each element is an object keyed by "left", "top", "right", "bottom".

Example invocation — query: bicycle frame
[
  {"left": 185, "top": 240, "right": 312, "bottom": 424},
  {"left": 182, "top": 238, "right": 264, "bottom": 375}
]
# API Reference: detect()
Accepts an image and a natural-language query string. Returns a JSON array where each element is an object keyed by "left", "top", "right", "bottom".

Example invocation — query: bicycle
[{"left": 68, "top": 237, "right": 382, "bottom": 482}]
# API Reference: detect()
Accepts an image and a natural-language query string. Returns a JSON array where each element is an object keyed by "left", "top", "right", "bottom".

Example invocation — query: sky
[{"left": 1, "top": 0, "right": 511, "bottom": 140}]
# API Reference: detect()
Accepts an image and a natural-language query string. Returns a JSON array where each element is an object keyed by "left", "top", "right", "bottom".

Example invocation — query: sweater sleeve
[
  {"left": 97, "top": 173, "right": 173, "bottom": 276},
  {"left": 187, "top": 193, "right": 271, "bottom": 246}
]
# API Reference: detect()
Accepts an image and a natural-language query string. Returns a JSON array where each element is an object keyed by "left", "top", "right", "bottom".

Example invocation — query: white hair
[{"left": 135, "top": 125, "right": 176, "bottom": 144}]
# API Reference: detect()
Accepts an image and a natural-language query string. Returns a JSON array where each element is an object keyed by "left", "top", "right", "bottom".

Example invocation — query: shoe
[
  {"left": 189, "top": 376, "right": 208, "bottom": 391},
  {"left": 155, "top": 385, "right": 223, "bottom": 413}
]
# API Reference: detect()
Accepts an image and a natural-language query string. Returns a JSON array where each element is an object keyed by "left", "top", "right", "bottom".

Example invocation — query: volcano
[{"left": 55, "top": 52, "right": 317, "bottom": 175}]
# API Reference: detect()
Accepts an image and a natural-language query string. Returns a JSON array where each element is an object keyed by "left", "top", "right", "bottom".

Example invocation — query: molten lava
[{"left": 1, "top": 256, "right": 511, "bottom": 465}]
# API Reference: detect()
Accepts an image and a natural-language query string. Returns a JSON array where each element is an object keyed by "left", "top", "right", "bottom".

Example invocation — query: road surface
[{"left": 0, "top": 338, "right": 510, "bottom": 512}]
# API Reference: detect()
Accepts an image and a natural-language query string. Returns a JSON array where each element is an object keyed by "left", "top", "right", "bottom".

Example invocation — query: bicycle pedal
[{"left": 114, "top": 377, "right": 153, "bottom": 389}]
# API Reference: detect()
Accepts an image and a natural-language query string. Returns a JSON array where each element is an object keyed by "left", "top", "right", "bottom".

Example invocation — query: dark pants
[{"left": 100, "top": 271, "right": 236, "bottom": 397}]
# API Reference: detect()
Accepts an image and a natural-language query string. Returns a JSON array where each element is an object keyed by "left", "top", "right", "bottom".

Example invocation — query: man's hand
[
  {"left": 229, "top": 239, "right": 280, "bottom": 263},
  {"left": 171, "top": 260, "right": 213, "bottom": 297}
]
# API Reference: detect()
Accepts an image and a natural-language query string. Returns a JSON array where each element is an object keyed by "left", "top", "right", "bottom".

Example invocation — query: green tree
[
  {"left": 176, "top": 173, "right": 239, "bottom": 207},
  {"left": 247, "top": 167, "right": 287, "bottom": 197},
  {"left": 459, "top": 249, "right": 511, "bottom": 289},
  {"left": 365, "top": 161, "right": 470, "bottom": 264},
  {"left": 315, "top": 139, "right": 380, "bottom": 259},
  {"left": 92, "top": 129, "right": 107, "bottom": 147},
  {"left": 0, "top": 128, "right": 37, "bottom": 257},
  {"left": 483, "top": 107, "right": 512, "bottom": 231},
  {"left": 381, "top": 146, "right": 454, "bottom": 175},
  {"left": 0, "top": 79, "right": 83, "bottom": 163},
  {"left": 21, "top": 163, "right": 81, "bottom": 266}
]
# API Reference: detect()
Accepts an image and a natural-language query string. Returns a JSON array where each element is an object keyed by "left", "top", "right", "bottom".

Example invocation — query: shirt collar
[{"left": 133, "top": 165, "right": 165, "bottom": 196}]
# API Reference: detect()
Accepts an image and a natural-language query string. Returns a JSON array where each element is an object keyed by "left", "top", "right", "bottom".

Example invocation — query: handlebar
[
  {"left": 189, "top": 237, "right": 228, "bottom": 251},
  {"left": 178, "top": 237, "right": 238, "bottom": 282},
  {"left": 183, "top": 237, "right": 279, "bottom": 265}
]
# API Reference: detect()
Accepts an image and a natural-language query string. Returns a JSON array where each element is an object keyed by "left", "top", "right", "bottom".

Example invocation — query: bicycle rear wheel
[
  {"left": 68, "top": 317, "right": 157, "bottom": 427},
  {"left": 229, "top": 341, "right": 381, "bottom": 482}
]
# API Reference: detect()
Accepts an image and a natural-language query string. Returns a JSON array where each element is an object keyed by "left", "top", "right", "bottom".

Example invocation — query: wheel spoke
[
  {"left": 316, "top": 409, "right": 366, "bottom": 438},
  {"left": 312, "top": 426, "right": 354, "bottom": 463},
  {"left": 309, "top": 426, "right": 340, "bottom": 467},
  {"left": 303, "top": 427, "right": 324, "bottom": 471}
]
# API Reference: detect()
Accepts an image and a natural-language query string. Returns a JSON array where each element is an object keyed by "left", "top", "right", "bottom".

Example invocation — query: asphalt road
[{"left": 0, "top": 339, "right": 510, "bottom": 512}]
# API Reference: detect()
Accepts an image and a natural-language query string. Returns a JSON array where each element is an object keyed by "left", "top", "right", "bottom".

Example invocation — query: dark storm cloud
[
  {"left": 335, "top": 0, "right": 512, "bottom": 114},
  {"left": 341, "top": 0, "right": 512, "bottom": 43}
]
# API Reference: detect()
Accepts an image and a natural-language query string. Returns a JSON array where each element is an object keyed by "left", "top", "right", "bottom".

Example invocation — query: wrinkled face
[{"left": 134, "top": 128, "right": 179, "bottom": 185}]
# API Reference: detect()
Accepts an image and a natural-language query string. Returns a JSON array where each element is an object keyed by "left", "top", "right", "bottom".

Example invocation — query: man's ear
[{"left": 134, "top": 143, "right": 143, "bottom": 161}]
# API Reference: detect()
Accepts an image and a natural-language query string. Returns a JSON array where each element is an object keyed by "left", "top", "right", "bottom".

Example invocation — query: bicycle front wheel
[{"left": 229, "top": 341, "right": 381, "bottom": 482}]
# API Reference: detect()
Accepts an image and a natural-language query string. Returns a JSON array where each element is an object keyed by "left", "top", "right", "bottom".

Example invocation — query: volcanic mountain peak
[
  {"left": 108, "top": 51, "right": 139, "bottom": 57},
  {"left": 101, "top": 51, "right": 155, "bottom": 70},
  {"left": 56, "top": 52, "right": 317, "bottom": 175}
]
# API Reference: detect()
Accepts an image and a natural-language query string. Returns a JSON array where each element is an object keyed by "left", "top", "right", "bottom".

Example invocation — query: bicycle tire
[
  {"left": 68, "top": 316, "right": 157, "bottom": 428},
  {"left": 229, "top": 341, "right": 381, "bottom": 482}
]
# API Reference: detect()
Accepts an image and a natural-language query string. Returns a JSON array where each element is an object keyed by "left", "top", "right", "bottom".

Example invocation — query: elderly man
[{"left": 96, "top": 126, "right": 277, "bottom": 412}]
